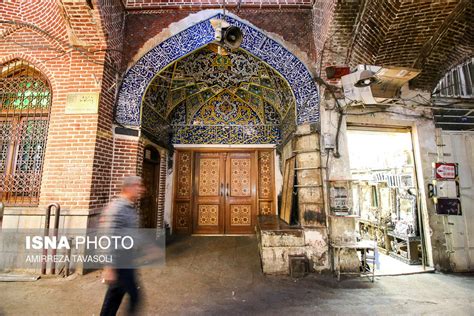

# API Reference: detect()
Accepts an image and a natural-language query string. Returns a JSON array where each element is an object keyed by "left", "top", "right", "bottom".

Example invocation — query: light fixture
[{"left": 354, "top": 69, "right": 378, "bottom": 87}]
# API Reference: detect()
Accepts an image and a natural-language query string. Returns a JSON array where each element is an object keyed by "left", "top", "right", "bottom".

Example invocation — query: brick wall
[
  {"left": 319, "top": 0, "right": 473, "bottom": 90},
  {"left": 318, "top": 0, "right": 362, "bottom": 73},
  {"left": 123, "top": 0, "right": 312, "bottom": 10},
  {"left": 89, "top": 0, "right": 126, "bottom": 210},
  {"left": 109, "top": 136, "right": 144, "bottom": 197},
  {"left": 410, "top": 1, "right": 473, "bottom": 90},
  {"left": 0, "top": 0, "right": 123, "bottom": 213},
  {"left": 312, "top": 0, "right": 337, "bottom": 63},
  {"left": 123, "top": 8, "right": 317, "bottom": 67}
]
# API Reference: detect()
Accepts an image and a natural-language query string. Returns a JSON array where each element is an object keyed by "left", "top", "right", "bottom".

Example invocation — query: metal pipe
[
  {"left": 41, "top": 206, "right": 51, "bottom": 275},
  {"left": 65, "top": 237, "right": 72, "bottom": 277},
  {"left": 41, "top": 203, "right": 60, "bottom": 275},
  {"left": 49, "top": 203, "right": 61, "bottom": 275},
  {"left": 417, "top": 192, "right": 427, "bottom": 270}
]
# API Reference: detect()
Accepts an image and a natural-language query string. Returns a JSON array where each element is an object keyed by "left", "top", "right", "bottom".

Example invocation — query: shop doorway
[{"left": 347, "top": 128, "right": 429, "bottom": 275}]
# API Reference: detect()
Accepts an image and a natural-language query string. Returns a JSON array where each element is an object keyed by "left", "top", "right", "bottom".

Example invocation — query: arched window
[{"left": 0, "top": 59, "right": 52, "bottom": 205}]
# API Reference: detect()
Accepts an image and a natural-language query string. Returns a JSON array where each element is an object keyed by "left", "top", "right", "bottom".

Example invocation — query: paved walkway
[{"left": 0, "top": 236, "right": 473, "bottom": 315}]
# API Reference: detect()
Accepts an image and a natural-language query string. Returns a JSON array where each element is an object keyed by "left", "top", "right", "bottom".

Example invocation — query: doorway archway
[
  {"left": 114, "top": 11, "right": 321, "bottom": 235},
  {"left": 115, "top": 11, "right": 320, "bottom": 129}
]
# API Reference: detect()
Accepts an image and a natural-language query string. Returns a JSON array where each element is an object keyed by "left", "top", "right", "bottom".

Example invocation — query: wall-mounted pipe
[
  {"left": 65, "top": 237, "right": 73, "bottom": 277},
  {"left": 41, "top": 203, "right": 61, "bottom": 275}
]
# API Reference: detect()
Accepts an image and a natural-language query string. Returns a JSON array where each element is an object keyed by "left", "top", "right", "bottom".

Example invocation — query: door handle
[
  {"left": 226, "top": 183, "right": 230, "bottom": 196},
  {"left": 220, "top": 183, "right": 224, "bottom": 196}
]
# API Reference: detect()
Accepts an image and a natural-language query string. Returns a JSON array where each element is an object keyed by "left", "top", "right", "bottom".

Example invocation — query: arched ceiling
[
  {"left": 318, "top": 0, "right": 473, "bottom": 91},
  {"left": 141, "top": 44, "right": 296, "bottom": 145},
  {"left": 143, "top": 44, "right": 295, "bottom": 124}
]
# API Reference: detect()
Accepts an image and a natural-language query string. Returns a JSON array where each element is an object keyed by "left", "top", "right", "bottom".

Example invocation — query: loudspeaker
[
  {"left": 354, "top": 69, "right": 378, "bottom": 87},
  {"left": 223, "top": 26, "right": 243, "bottom": 50}
]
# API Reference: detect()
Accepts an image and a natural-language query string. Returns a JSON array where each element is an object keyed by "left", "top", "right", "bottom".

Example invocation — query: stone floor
[
  {"left": 0, "top": 236, "right": 473, "bottom": 315},
  {"left": 375, "top": 252, "right": 433, "bottom": 276}
]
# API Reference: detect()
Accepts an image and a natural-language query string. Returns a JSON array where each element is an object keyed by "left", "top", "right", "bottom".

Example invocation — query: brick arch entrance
[
  {"left": 113, "top": 10, "right": 323, "bottom": 236},
  {"left": 114, "top": 10, "right": 320, "bottom": 129},
  {"left": 137, "top": 41, "right": 297, "bottom": 234}
]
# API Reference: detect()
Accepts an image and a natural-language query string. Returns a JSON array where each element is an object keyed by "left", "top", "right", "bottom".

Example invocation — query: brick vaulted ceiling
[
  {"left": 3, "top": 0, "right": 469, "bottom": 94},
  {"left": 122, "top": 0, "right": 313, "bottom": 10},
  {"left": 321, "top": 0, "right": 473, "bottom": 91},
  {"left": 122, "top": 0, "right": 472, "bottom": 91}
]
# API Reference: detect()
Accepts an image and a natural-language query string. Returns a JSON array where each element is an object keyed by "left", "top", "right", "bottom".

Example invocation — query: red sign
[{"left": 435, "top": 163, "right": 457, "bottom": 180}]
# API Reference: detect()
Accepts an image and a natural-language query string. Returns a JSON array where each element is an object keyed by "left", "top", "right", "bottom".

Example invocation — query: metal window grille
[
  {"left": 0, "top": 59, "right": 52, "bottom": 206},
  {"left": 434, "top": 58, "right": 474, "bottom": 98}
]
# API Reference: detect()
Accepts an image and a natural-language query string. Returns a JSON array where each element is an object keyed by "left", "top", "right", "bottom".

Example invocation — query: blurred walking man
[{"left": 100, "top": 176, "right": 145, "bottom": 316}]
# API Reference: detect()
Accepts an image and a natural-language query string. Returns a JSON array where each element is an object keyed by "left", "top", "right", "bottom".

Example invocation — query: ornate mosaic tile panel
[
  {"left": 198, "top": 205, "right": 219, "bottom": 226},
  {"left": 148, "top": 45, "right": 290, "bottom": 144},
  {"left": 230, "top": 205, "right": 251, "bottom": 226},
  {"left": 193, "top": 91, "right": 261, "bottom": 125},
  {"left": 280, "top": 102, "right": 297, "bottom": 145},
  {"left": 172, "top": 125, "right": 280, "bottom": 144},
  {"left": 115, "top": 13, "right": 319, "bottom": 132},
  {"left": 141, "top": 103, "right": 170, "bottom": 143}
]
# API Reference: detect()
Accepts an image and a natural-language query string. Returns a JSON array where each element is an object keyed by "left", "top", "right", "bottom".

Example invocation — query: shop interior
[{"left": 346, "top": 128, "right": 428, "bottom": 275}]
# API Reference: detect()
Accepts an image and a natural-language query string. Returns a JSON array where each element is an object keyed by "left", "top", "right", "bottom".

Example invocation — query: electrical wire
[
  {"left": 312, "top": 71, "right": 445, "bottom": 161},
  {"left": 345, "top": 109, "right": 432, "bottom": 119}
]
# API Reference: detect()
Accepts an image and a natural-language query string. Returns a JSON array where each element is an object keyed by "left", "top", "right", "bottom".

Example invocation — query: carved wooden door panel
[
  {"left": 225, "top": 152, "right": 257, "bottom": 234},
  {"left": 193, "top": 152, "right": 225, "bottom": 234},
  {"left": 175, "top": 150, "right": 270, "bottom": 235},
  {"left": 174, "top": 151, "right": 193, "bottom": 234},
  {"left": 141, "top": 160, "right": 158, "bottom": 228}
]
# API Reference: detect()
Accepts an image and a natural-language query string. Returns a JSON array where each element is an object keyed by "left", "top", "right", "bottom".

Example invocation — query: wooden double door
[
  {"left": 193, "top": 151, "right": 257, "bottom": 234},
  {"left": 174, "top": 149, "right": 275, "bottom": 235}
]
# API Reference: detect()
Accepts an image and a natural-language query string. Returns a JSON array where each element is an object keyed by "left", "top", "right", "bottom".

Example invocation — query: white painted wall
[
  {"left": 441, "top": 131, "right": 474, "bottom": 271},
  {"left": 274, "top": 153, "right": 283, "bottom": 195},
  {"left": 164, "top": 167, "right": 174, "bottom": 229}
]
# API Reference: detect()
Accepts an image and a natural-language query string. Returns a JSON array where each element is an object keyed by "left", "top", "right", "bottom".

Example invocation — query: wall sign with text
[{"left": 65, "top": 92, "right": 100, "bottom": 114}]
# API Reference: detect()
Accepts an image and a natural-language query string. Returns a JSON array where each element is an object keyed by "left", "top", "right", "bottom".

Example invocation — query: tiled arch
[{"left": 115, "top": 12, "right": 319, "bottom": 127}]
